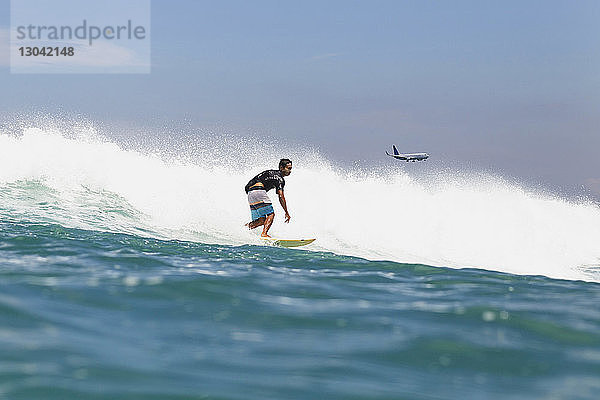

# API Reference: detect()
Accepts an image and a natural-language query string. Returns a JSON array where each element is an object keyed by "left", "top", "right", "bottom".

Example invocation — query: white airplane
[{"left": 386, "top": 145, "right": 429, "bottom": 162}]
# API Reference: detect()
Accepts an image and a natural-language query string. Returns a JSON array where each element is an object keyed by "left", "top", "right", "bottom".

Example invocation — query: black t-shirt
[{"left": 245, "top": 170, "right": 285, "bottom": 193}]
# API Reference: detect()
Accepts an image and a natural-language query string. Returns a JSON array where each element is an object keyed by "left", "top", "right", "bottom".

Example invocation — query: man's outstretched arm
[{"left": 277, "top": 189, "right": 291, "bottom": 223}]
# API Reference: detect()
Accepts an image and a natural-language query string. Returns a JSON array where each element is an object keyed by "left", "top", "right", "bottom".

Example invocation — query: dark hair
[{"left": 279, "top": 158, "right": 292, "bottom": 169}]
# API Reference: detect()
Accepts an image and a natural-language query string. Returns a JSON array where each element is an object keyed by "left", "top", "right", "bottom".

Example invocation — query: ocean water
[{"left": 1, "top": 126, "right": 600, "bottom": 399}]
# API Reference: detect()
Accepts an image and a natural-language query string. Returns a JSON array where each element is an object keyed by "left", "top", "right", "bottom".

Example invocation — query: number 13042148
[{"left": 18, "top": 47, "right": 75, "bottom": 56}]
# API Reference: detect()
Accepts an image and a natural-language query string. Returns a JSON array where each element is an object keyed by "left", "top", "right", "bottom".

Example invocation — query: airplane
[{"left": 385, "top": 145, "right": 429, "bottom": 162}]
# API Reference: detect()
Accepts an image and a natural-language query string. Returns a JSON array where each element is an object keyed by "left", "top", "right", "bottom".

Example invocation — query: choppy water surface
[
  {"left": 1, "top": 221, "right": 600, "bottom": 399},
  {"left": 1, "top": 125, "right": 600, "bottom": 399}
]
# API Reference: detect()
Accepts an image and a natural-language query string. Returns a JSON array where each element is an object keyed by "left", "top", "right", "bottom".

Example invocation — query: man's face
[{"left": 281, "top": 163, "right": 292, "bottom": 176}]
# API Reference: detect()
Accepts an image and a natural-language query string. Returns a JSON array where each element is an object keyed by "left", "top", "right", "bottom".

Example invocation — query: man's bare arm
[{"left": 277, "top": 190, "right": 291, "bottom": 223}]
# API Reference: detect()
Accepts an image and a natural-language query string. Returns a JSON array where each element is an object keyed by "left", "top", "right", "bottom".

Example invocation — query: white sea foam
[{"left": 1, "top": 125, "right": 600, "bottom": 281}]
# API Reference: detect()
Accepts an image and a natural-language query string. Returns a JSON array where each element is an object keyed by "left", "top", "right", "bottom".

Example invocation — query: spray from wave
[{"left": 1, "top": 120, "right": 599, "bottom": 281}]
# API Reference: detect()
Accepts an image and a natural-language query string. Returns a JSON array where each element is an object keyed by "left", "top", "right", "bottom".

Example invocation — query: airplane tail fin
[{"left": 392, "top": 145, "right": 400, "bottom": 156}]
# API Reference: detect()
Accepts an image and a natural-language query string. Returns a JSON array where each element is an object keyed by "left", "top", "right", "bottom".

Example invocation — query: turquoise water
[
  {"left": 2, "top": 127, "right": 600, "bottom": 399},
  {"left": 2, "top": 220, "right": 600, "bottom": 399}
]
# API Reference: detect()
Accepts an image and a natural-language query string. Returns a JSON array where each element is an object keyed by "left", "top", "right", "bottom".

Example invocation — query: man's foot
[{"left": 260, "top": 233, "right": 272, "bottom": 238}]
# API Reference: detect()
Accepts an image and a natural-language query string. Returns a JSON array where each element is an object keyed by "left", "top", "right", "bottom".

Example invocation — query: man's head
[{"left": 279, "top": 159, "right": 292, "bottom": 176}]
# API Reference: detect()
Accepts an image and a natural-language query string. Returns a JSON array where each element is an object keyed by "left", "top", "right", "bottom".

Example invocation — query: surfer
[{"left": 244, "top": 159, "right": 292, "bottom": 238}]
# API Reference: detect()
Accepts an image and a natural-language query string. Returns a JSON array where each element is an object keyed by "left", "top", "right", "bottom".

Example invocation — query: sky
[{"left": 1, "top": 0, "right": 599, "bottom": 197}]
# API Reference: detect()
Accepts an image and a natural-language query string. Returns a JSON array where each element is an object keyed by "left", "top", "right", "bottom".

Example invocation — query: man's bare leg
[
  {"left": 261, "top": 213, "right": 275, "bottom": 237},
  {"left": 246, "top": 217, "right": 265, "bottom": 229}
]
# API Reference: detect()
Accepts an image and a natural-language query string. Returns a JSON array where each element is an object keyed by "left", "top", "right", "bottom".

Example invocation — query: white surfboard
[{"left": 260, "top": 237, "right": 316, "bottom": 248}]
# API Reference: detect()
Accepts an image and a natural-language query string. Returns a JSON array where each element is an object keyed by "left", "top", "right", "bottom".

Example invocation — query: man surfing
[{"left": 244, "top": 159, "right": 292, "bottom": 238}]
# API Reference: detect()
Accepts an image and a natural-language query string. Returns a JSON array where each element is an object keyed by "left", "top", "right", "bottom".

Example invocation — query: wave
[{"left": 1, "top": 123, "right": 600, "bottom": 281}]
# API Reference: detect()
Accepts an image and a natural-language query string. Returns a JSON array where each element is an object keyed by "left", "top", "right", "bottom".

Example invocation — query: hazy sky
[{"left": 1, "top": 0, "right": 599, "bottom": 197}]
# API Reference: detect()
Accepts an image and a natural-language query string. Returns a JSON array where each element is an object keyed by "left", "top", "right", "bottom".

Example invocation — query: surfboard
[{"left": 260, "top": 237, "right": 316, "bottom": 248}]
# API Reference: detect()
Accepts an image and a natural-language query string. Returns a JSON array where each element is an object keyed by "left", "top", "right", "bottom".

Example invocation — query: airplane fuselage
[{"left": 386, "top": 151, "right": 429, "bottom": 162}]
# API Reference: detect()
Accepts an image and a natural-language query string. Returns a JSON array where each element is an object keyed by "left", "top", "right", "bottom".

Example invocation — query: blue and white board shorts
[{"left": 248, "top": 189, "right": 274, "bottom": 221}]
